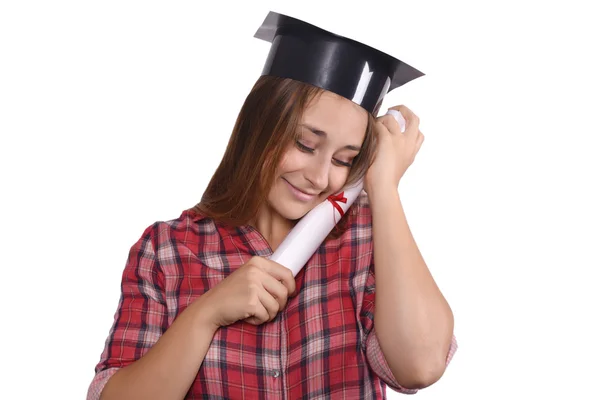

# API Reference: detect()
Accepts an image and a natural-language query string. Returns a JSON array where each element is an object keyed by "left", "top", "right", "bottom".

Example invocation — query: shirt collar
[{"left": 181, "top": 209, "right": 273, "bottom": 257}]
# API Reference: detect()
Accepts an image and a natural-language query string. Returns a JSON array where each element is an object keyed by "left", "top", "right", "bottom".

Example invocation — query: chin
[
  {"left": 270, "top": 201, "right": 313, "bottom": 221},
  {"left": 268, "top": 193, "right": 319, "bottom": 221}
]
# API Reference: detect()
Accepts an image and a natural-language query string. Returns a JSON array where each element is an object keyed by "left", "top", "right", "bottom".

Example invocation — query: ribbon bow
[{"left": 327, "top": 191, "right": 347, "bottom": 220}]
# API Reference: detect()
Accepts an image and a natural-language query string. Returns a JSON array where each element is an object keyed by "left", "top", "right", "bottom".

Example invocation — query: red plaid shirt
[{"left": 88, "top": 193, "right": 457, "bottom": 399}]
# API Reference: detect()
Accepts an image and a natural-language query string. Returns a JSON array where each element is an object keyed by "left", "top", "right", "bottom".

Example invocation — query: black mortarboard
[{"left": 254, "top": 11, "right": 424, "bottom": 115}]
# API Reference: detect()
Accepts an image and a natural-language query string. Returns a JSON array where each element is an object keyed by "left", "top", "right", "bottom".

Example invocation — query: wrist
[
  {"left": 366, "top": 183, "right": 400, "bottom": 205},
  {"left": 189, "top": 292, "right": 221, "bottom": 333}
]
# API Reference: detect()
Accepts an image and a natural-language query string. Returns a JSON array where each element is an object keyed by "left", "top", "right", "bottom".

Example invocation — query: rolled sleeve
[
  {"left": 86, "top": 224, "right": 168, "bottom": 399},
  {"left": 86, "top": 368, "right": 119, "bottom": 400},
  {"left": 360, "top": 263, "right": 458, "bottom": 394},
  {"left": 366, "top": 328, "right": 458, "bottom": 394}
]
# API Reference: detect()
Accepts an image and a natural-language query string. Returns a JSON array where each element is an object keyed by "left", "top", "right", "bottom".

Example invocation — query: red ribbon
[{"left": 327, "top": 191, "right": 347, "bottom": 219}]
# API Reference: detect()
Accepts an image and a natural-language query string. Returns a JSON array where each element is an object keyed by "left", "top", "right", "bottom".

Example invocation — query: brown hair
[{"left": 190, "top": 75, "right": 377, "bottom": 238}]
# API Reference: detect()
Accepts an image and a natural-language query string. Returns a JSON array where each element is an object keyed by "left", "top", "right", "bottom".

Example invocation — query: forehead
[{"left": 302, "top": 91, "right": 368, "bottom": 143}]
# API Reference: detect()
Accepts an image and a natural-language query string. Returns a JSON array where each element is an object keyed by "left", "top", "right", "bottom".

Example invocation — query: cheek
[
  {"left": 329, "top": 169, "right": 350, "bottom": 192},
  {"left": 278, "top": 149, "right": 308, "bottom": 174},
  {"left": 275, "top": 152, "right": 291, "bottom": 176}
]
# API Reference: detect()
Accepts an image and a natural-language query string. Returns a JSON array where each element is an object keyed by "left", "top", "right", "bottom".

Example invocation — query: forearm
[
  {"left": 369, "top": 187, "right": 454, "bottom": 387},
  {"left": 100, "top": 296, "right": 219, "bottom": 400}
]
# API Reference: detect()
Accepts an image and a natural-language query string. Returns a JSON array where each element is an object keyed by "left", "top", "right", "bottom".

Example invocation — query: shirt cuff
[
  {"left": 86, "top": 368, "right": 119, "bottom": 400},
  {"left": 366, "top": 331, "right": 419, "bottom": 394},
  {"left": 366, "top": 330, "right": 458, "bottom": 394}
]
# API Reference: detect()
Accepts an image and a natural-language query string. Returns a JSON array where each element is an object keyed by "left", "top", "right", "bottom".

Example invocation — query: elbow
[{"left": 392, "top": 358, "right": 447, "bottom": 390}]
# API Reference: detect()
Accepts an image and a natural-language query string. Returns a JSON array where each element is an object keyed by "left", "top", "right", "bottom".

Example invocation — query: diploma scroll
[
  {"left": 269, "top": 109, "right": 405, "bottom": 277},
  {"left": 269, "top": 179, "right": 364, "bottom": 277}
]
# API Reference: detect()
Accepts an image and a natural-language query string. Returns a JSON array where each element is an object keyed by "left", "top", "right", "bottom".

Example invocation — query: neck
[{"left": 250, "top": 203, "right": 295, "bottom": 252}]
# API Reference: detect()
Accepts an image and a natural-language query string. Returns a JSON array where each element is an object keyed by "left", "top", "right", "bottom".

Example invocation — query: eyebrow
[{"left": 301, "top": 124, "right": 362, "bottom": 152}]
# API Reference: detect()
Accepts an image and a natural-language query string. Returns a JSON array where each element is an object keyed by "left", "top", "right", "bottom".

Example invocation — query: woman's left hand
[{"left": 364, "top": 105, "right": 425, "bottom": 195}]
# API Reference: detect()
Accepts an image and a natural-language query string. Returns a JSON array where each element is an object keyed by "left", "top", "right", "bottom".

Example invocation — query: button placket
[
  {"left": 263, "top": 313, "right": 284, "bottom": 396},
  {"left": 279, "top": 308, "right": 289, "bottom": 399}
]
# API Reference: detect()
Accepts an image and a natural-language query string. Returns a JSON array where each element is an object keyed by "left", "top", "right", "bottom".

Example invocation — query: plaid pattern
[{"left": 88, "top": 192, "right": 457, "bottom": 399}]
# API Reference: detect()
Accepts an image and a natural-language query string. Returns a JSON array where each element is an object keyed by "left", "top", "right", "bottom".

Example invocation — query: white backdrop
[{"left": 1, "top": 1, "right": 599, "bottom": 399}]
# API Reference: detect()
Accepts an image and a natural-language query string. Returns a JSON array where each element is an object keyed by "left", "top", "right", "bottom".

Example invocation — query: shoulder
[{"left": 134, "top": 208, "right": 219, "bottom": 251}]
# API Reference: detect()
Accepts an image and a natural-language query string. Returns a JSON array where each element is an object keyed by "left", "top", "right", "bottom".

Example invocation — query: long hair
[{"left": 190, "top": 75, "right": 377, "bottom": 238}]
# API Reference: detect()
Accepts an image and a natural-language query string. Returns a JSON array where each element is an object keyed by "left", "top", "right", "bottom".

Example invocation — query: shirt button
[{"left": 272, "top": 370, "right": 281, "bottom": 378}]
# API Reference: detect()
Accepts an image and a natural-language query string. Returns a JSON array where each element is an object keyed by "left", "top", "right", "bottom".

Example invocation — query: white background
[{"left": 1, "top": 1, "right": 599, "bottom": 399}]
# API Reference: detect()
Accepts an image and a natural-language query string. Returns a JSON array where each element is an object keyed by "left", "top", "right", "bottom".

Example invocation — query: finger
[
  {"left": 254, "top": 258, "right": 297, "bottom": 296},
  {"left": 377, "top": 114, "right": 402, "bottom": 136},
  {"left": 256, "top": 287, "right": 281, "bottom": 321},
  {"left": 384, "top": 109, "right": 406, "bottom": 132},
  {"left": 245, "top": 300, "right": 270, "bottom": 325},
  {"left": 245, "top": 315, "right": 262, "bottom": 325},
  {"left": 261, "top": 273, "right": 290, "bottom": 311}
]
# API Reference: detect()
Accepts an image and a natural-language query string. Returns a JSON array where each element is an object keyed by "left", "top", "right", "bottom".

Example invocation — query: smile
[{"left": 283, "top": 179, "right": 317, "bottom": 202}]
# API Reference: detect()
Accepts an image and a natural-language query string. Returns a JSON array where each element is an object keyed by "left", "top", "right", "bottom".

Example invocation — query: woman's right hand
[{"left": 201, "top": 256, "right": 297, "bottom": 327}]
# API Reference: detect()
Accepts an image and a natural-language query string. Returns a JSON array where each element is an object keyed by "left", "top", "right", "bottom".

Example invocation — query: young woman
[
  {"left": 87, "top": 75, "right": 457, "bottom": 400},
  {"left": 88, "top": 11, "right": 457, "bottom": 400}
]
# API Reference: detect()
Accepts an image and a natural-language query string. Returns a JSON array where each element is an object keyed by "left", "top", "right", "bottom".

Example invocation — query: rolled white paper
[
  {"left": 270, "top": 179, "right": 364, "bottom": 276},
  {"left": 386, "top": 109, "right": 406, "bottom": 132},
  {"left": 270, "top": 109, "right": 406, "bottom": 276}
]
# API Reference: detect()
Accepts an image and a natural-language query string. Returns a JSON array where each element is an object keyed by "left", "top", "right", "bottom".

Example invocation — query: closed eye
[
  {"left": 333, "top": 158, "right": 353, "bottom": 168},
  {"left": 297, "top": 140, "right": 354, "bottom": 168},
  {"left": 295, "top": 141, "right": 315, "bottom": 153}
]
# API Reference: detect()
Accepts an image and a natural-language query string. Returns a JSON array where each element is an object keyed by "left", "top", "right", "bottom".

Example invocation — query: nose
[{"left": 305, "top": 157, "right": 330, "bottom": 192}]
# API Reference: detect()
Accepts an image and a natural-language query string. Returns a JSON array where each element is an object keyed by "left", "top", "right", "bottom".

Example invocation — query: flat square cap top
[{"left": 254, "top": 11, "right": 424, "bottom": 113}]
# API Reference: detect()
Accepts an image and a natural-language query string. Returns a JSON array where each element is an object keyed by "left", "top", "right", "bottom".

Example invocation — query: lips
[{"left": 283, "top": 179, "right": 317, "bottom": 202}]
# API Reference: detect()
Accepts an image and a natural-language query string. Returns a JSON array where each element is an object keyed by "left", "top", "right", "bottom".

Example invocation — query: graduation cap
[{"left": 254, "top": 11, "right": 424, "bottom": 115}]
